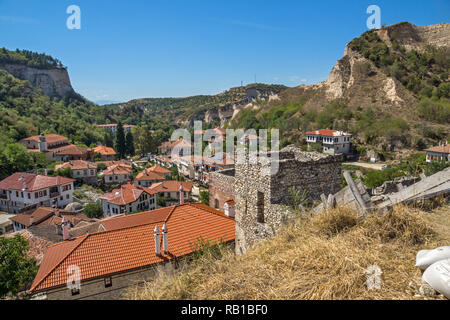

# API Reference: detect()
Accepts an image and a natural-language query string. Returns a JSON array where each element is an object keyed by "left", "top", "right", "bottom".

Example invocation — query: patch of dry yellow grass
[{"left": 127, "top": 205, "right": 450, "bottom": 300}]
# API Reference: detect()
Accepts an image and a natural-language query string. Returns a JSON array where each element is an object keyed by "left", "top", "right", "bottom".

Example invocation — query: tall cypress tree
[
  {"left": 125, "top": 131, "right": 135, "bottom": 157},
  {"left": 104, "top": 132, "right": 114, "bottom": 148},
  {"left": 115, "top": 122, "right": 126, "bottom": 159}
]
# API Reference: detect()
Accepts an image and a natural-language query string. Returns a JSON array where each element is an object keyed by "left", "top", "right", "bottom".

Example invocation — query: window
[
  {"left": 257, "top": 192, "right": 265, "bottom": 223},
  {"left": 215, "top": 199, "right": 219, "bottom": 209},
  {"left": 104, "top": 277, "right": 112, "bottom": 288}
]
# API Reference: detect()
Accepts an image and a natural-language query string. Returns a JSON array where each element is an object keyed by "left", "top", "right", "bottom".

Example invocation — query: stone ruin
[{"left": 210, "top": 145, "right": 343, "bottom": 255}]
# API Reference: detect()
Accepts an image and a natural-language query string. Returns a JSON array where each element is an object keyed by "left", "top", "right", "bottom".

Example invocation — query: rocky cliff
[
  {"left": 264, "top": 22, "right": 449, "bottom": 120},
  {"left": 0, "top": 63, "right": 75, "bottom": 98}
]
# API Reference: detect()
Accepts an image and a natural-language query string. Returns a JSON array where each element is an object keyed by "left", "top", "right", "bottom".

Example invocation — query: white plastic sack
[
  {"left": 422, "top": 258, "right": 450, "bottom": 299},
  {"left": 415, "top": 246, "right": 450, "bottom": 271}
]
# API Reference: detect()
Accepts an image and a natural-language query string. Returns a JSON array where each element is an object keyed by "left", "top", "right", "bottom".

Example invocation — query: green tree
[
  {"left": 157, "top": 196, "right": 167, "bottom": 207},
  {"left": 0, "top": 235, "right": 38, "bottom": 299},
  {"left": 125, "top": 131, "right": 135, "bottom": 157},
  {"left": 199, "top": 191, "right": 210, "bottom": 206},
  {"left": 133, "top": 126, "right": 153, "bottom": 156},
  {"left": 103, "top": 132, "right": 114, "bottom": 148},
  {"left": 0, "top": 143, "right": 33, "bottom": 179},
  {"left": 83, "top": 203, "right": 104, "bottom": 219},
  {"left": 115, "top": 122, "right": 126, "bottom": 159},
  {"left": 54, "top": 167, "right": 72, "bottom": 178}
]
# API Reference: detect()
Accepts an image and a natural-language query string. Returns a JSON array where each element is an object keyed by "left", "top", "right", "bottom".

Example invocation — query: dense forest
[{"left": 0, "top": 48, "right": 65, "bottom": 69}]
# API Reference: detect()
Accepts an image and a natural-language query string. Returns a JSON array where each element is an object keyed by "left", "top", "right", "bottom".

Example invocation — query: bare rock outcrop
[{"left": 0, "top": 63, "right": 75, "bottom": 98}]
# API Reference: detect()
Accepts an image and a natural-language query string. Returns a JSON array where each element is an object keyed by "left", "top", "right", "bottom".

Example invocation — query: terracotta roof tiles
[
  {"left": 29, "top": 203, "right": 235, "bottom": 293},
  {"left": 0, "top": 173, "right": 75, "bottom": 192}
]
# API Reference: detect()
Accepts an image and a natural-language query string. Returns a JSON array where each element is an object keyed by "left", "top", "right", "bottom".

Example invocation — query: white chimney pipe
[
  {"left": 162, "top": 223, "right": 168, "bottom": 254},
  {"left": 154, "top": 225, "right": 161, "bottom": 256}
]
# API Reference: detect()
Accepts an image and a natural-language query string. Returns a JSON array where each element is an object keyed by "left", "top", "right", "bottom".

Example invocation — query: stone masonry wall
[
  {"left": 234, "top": 146, "right": 342, "bottom": 254},
  {"left": 209, "top": 169, "right": 235, "bottom": 211}
]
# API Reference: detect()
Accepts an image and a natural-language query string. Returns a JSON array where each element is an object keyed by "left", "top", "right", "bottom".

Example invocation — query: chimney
[
  {"left": 62, "top": 217, "right": 70, "bottom": 241},
  {"left": 29, "top": 215, "right": 34, "bottom": 226},
  {"left": 162, "top": 223, "right": 168, "bottom": 254},
  {"left": 179, "top": 184, "right": 184, "bottom": 205},
  {"left": 44, "top": 169, "right": 48, "bottom": 176},
  {"left": 22, "top": 182, "right": 26, "bottom": 191},
  {"left": 154, "top": 225, "right": 161, "bottom": 256}
]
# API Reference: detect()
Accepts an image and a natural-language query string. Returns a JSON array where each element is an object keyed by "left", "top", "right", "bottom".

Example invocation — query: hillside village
[{"left": 0, "top": 20, "right": 449, "bottom": 301}]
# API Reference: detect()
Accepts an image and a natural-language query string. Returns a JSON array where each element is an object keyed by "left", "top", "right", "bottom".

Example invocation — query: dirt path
[{"left": 343, "top": 162, "right": 386, "bottom": 171}]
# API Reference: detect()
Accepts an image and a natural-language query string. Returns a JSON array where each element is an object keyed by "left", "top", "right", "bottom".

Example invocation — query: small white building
[
  {"left": 425, "top": 143, "right": 449, "bottom": 163},
  {"left": 55, "top": 160, "right": 98, "bottom": 185},
  {"left": 100, "top": 184, "right": 157, "bottom": 217},
  {"left": 102, "top": 164, "right": 133, "bottom": 185},
  {"left": 306, "top": 129, "right": 352, "bottom": 155},
  {"left": 0, "top": 173, "right": 75, "bottom": 214}
]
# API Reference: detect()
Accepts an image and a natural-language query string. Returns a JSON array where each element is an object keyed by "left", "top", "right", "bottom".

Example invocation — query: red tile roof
[
  {"left": 9, "top": 207, "right": 90, "bottom": 228},
  {"left": 306, "top": 129, "right": 352, "bottom": 137},
  {"left": 425, "top": 144, "right": 450, "bottom": 154},
  {"left": 102, "top": 164, "right": 133, "bottom": 176},
  {"left": 7, "top": 229, "right": 55, "bottom": 265},
  {"left": 100, "top": 206, "right": 174, "bottom": 231},
  {"left": 55, "top": 160, "right": 97, "bottom": 171},
  {"left": 20, "top": 134, "right": 68, "bottom": 144},
  {"left": 93, "top": 145, "right": 116, "bottom": 156},
  {"left": 100, "top": 184, "right": 156, "bottom": 206},
  {"left": 148, "top": 165, "right": 171, "bottom": 175},
  {"left": 0, "top": 173, "right": 74, "bottom": 191},
  {"left": 54, "top": 144, "right": 91, "bottom": 156},
  {"left": 135, "top": 169, "right": 165, "bottom": 181},
  {"left": 29, "top": 203, "right": 235, "bottom": 293},
  {"left": 10, "top": 207, "right": 54, "bottom": 227},
  {"left": 149, "top": 180, "right": 193, "bottom": 193}
]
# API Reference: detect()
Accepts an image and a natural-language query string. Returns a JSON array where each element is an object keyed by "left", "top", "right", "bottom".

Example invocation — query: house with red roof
[
  {"left": 93, "top": 145, "right": 117, "bottom": 161},
  {"left": 9, "top": 207, "right": 92, "bottom": 232},
  {"left": 134, "top": 168, "right": 165, "bottom": 187},
  {"left": 306, "top": 129, "right": 352, "bottom": 155},
  {"left": 28, "top": 202, "right": 235, "bottom": 300},
  {"left": 157, "top": 137, "right": 193, "bottom": 157},
  {"left": 55, "top": 160, "right": 98, "bottom": 185},
  {"left": 149, "top": 180, "right": 193, "bottom": 206},
  {"left": 20, "top": 134, "right": 93, "bottom": 161},
  {"left": 425, "top": 143, "right": 449, "bottom": 163},
  {"left": 99, "top": 184, "right": 157, "bottom": 217},
  {"left": 101, "top": 163, "right": 133, "bottom": 185},
  {"left": 0, "top": 173, "right": 75, "bottom": 214}
]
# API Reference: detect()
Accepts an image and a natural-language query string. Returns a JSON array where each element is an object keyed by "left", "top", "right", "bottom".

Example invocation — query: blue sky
[{"left": 0, "top": 0, "right": 448, "bottom": 103}]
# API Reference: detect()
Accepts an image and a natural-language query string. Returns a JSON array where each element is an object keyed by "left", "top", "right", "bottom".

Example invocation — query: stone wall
[
  {"left": 209, "top": 169, "right": 235, "bottom": 211},
  {"left": 234, "top": 145, "right": 342, "bottom": 254}
]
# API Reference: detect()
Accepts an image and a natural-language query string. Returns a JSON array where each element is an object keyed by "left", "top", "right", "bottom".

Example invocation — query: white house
[
  {"left": 306, "top": 129, "right": 352, "bottom": 155},
  {"left": 102, "top": 164, "right": 133, "bottom": 185},
  {"left": 425, "top": 143, "right": 450, "bottom": 163},
  {"left": 0, "top": 173, "right": 75, "bottom": 214},
  {"left": 100, "top": 184, "right": 157, "bottom": 217},
  {"left": 55, "top": 160, "right": 98, "bottom": 185}
]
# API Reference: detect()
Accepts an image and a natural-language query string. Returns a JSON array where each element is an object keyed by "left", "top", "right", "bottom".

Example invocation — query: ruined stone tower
[{"left": 234, "top": 145, "right": 342, "bottom": 254}]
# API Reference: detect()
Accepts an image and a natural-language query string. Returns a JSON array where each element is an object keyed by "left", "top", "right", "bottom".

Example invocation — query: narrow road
[{"left": 343, "top": 162, "right": 386, "bottom": 171}]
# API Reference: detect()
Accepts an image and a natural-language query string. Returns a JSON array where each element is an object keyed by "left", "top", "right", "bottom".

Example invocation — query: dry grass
[{"left": 127, "top": 204, "right": 450, "bottom": 300}]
